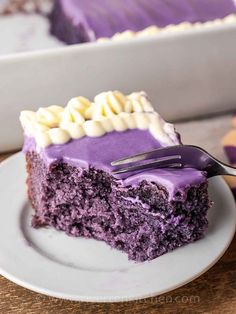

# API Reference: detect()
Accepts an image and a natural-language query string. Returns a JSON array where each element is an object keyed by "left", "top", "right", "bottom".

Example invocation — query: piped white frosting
[
  {"left": 20, "top": 91, "right": 179, "bottom": 148},
  {"left": 98, "top": 14, "right": 236, "bottom": 42}
]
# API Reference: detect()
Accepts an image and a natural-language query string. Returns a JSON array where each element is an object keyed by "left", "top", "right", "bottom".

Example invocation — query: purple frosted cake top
[
  {"left": 24, "top": 129, "right": 206, "bottom": 200},
  {"left": 21, "top": 91, "right": 207, "bottom": 201},
  {"left": 59, "top": 0, "right": 236, "bottom": 39}
]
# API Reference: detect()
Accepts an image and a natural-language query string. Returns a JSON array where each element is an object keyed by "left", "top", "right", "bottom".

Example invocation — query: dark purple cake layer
[
  {"left": 26, "top": 151, "right": 209, "bottom": 262},
  {"left": 50, "top": 0, "right": 236, "bottom": 44}
]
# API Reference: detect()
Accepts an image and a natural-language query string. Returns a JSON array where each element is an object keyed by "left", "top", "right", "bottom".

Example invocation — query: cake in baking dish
[
  {"left": 20, "top": 91, "right": 210, "bottom": 262},
  {"left": 49, "top": 0, "right": 236, "bottom": 44}
]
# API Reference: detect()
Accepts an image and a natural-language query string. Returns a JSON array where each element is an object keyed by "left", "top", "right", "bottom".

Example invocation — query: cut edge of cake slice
[{"left": 20, "top": 90, "right": 210, "bottom": 262}]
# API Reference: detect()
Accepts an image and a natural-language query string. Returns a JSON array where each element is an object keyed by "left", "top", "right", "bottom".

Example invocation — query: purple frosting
[
  {"left": 59, "top": 0, "right": 236, "bottom": 39},
  {"left": 24, "top": 129, "right": 206, "bottom": 200}
]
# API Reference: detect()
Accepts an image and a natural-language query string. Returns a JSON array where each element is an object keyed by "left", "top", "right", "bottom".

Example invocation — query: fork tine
[
  {"left": 111, "top": 151, "right": 157, "bottom": 166},
  {"left": 112, "top": 154, "right": 181, "bottom": 168},
  {"left": 111, "top": 145, "right": 183, "bottom": 166},
  {"left": 112, "top": 158, "right": 182, "bottom": 175}
]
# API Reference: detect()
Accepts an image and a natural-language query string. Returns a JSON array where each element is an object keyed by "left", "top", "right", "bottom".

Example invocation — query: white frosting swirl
[
  {"left": 98, "top": 14, "right": 236, "bottom": 42},
  {"left": 20, "top": 91, "right": 179, "bottom": 148},
  {"left": 90, "top": 90, "right": 154, "bottom": 119}
]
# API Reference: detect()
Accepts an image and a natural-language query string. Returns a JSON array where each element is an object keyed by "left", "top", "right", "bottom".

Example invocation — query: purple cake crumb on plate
[
  {"left": 20, "top": 91, "right": 211, "bottom": 262},
  {"left": 49, "top": 0, "right": 236, "bottom": 44}
]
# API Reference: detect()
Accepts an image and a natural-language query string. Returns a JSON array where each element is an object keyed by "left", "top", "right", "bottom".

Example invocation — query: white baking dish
[{"left": 1, "top": 23, "right": 236, "bottom": 152}]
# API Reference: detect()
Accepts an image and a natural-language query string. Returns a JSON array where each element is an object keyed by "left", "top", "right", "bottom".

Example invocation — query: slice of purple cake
[
  {"left": 49, "top": 0, "right": 236, "bottom": 44},
  {"left": 20, "top": 91, "right": 210, "bottom": 262}
]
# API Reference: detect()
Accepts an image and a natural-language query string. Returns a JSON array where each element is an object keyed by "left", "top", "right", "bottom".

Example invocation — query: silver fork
[{"left": 111, "top": 145, "right": 236, "bottom": 178}]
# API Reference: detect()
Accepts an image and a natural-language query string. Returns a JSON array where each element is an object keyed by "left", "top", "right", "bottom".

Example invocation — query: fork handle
[{"left": 219, "top": 163, "right": 236, "bottom": 177}]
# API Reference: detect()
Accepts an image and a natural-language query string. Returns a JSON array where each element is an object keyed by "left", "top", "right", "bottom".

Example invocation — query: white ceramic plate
[{"left": 0, "top": 153, "right": 235, "bottom": 302}]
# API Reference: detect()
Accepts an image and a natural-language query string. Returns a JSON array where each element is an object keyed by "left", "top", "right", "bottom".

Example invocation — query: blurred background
[{"left": 1, "top": 0, "right": 236, "bottom": 153}]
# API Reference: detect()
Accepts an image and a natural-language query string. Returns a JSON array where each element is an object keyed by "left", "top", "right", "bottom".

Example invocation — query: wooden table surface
[{"left": 0, "top": 115, "right": 235, "bottom": 314}]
